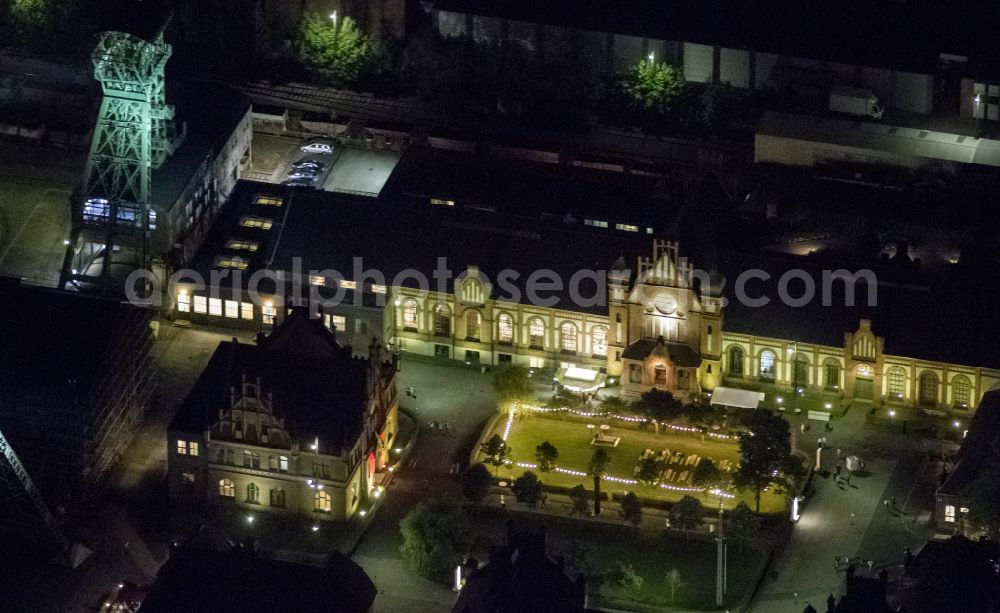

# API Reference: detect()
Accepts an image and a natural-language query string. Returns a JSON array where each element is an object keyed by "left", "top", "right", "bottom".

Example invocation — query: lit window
[
  {"left": 309, "top": 275, "right": 326, "bottom": 287},
  {"left": 430, "top": 198, "right": 455, "bottom": 206},
  {"left": 403, "top": 300, "right": 418, "bottom": 329},
  {"left": 560, "top": 322, "right": 578, "bottom": 352},
  {"left": 340, "top": 280, "right": 357, "bottom": 290},
  {"left": 529, "top": 318, "right": 545, "bottom": 347},
  {"left": 225, "top": 238, "right": 259, "bottom": 252},
  {"left": 888, "top": 367, "right": 905, "bottom": 398},
  {"left": 240, "top": 216, "right": 274, "bottom": 230},
  {"left": 254, "top": 195, "right": 284, "bottom": 207},
  {"left": 177, "top": 292, "right": 191, "bottom": 313},
  {"left": 760, "top": 350, "right": 776, "bottom": 380},
  {"left": 497, "top": 313, "right": 513, "bottom": 344},
  {"left": 262, "top": 302, "right": 276, "bottom": 325},
  {"left": 189, "top": 442, "right": 199, "bottom": 456},
  {"left": 615, "top": 223, "right": 639, "bottom": 232},
  {"left": 323, "top": 314, "right": 346, "bottom": 332},
  {"left": 208, "top": 298, "right": 223, "bottom": 316},
  {"left": 217, "top": 256, "right": 248, "bottom": 270},
  {"left": 433, "top": 304, "right": 451, "bottom": 336},
  {"left": 945, "top": 504, "right": 956, "bottom": 523},
  {"left": 279, "top": 455, "right": 288, "bottom": 471},
  {"left": 654, "top": 365, "right": 667, "bottom": 386},
  {"left": 193, "top": 295, "right": 207, "bottom": 314},
  {"left": 592, "top": 327, "right": 608, "bottom": 356},
  {"left": 219, "top": 479, "right": 235, "bottom": 498},
  {"left": 646, "top": 227, "right": 654, "bottom": 234},
  {"left": 315, "top": 490, "right": 332, "bottom": 513},
  {"left": 584, "top": 219, "right": 608, "bottom": 228},
  {"left": 83, "top": 198, "right": 110, "bottom": 221},
  {"left": 952, "top": 376, "right": 971, "bottom": 406},
  {"left": 240, "top": 302, "right": 254, "bottom": 320},
  {"left": 466, "top": 310, "right": 481, "bottom": 341},
  {"left": 224, "top": 300, "right": 239, "bottom": 318},
  {"left": 149, "top": 210, "right": 158, "bottom": 230},
  {"left": 177, "top": 440, "right": 187, "bottom": 455},
  {"left": 372, "top": 284, "right": 387, "bottom": 294}
]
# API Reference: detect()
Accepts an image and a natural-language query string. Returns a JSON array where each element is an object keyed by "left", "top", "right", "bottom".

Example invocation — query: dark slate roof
[
  {"left": 621, "top": 338, "right": 701, "bottom": 367},
  {"left": 169, "top": 309, "right": 370, "bottom": 449},
  {"left": 453, "top": 529, "right": 587, "bottom": 613},
  {"left": 138, "top": 540, "right": 376, "bottom": 613},
  {"left": 191, "top": 180, "right": 652, "bottom": 314},
  {"left": 431, "top": 0, "right": 997, "bottom": 74},
  {"left": 938, "top": 390, "right": 1000, "bottom": 496},
  {"left": 382, "top": 148, "right": 668, "bottom": 229},
  {"left": 717, "top": 250, "right": 1000, "bottom": 369}
]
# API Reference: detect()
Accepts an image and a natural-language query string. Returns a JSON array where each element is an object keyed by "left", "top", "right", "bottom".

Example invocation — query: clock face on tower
[{"left": 654, "top": 294, "right": 677, "bottom": 315}]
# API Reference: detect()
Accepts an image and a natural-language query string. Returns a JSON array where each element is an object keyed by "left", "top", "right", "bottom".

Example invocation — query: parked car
[
  {"left": 300, "top": 142, "right": 333, "bottom": 154},
  {"left": 291, "top": 160, "right": 326, "bottom": 170},
  {"left": 281, "top": 179, "right": 316, "bottom": 189},
  {"left": 288, "top": 170, "right": 318, "bottom": 180}
]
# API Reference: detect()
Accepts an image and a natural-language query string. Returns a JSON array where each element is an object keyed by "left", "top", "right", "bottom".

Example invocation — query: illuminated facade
[
  {"left": 167, "top": 309, "right": 398, "bottom": 522},
  {"left": 177, "top": 183, "right": 997, "bottom": 418}
]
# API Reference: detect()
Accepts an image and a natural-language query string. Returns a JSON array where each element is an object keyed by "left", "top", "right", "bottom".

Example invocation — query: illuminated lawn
[{"left": 483, "top": 413, "right": 787, "bottom": 514}]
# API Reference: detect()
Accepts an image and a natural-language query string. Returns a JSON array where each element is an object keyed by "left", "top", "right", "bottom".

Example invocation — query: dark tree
[
  {"left": 634, "top": 388, "right": 683, "bottom": 433},
  {"left": 511, "top": 471, "right": 544, "bottom": 507},
  {"left": 589, "top": 448, "right": 611, "bottom": 516},
  {"left": 535, "top": 441, "right": 559, "bottom": 472},
  {"left": 461, "top": 463, "right": 494, "bottom": 503},
  {"left": 491, "top": 364, "right": 535, "bottom": 408},
  {"left": 691, "top": 458, "right": 723, "bottom": 492},
  {"left": 734, "top": 409, "right": 795, "bottom": 512},
  {"left": 569, "top": 484, "right": 590, "bottom": 515},
  {"left": 961, "top": 440, "right": 1000, "bottom": 539},
  {"left": 399, "top": 498, "right": 471, "bottom": 580},
  {"left": 479, "top": 433, "right": 511, "bottom": 476},
  {"left": 620, "top": 492, "right": 643, "bottom": 525},
  {"left": 724, "top": 502, "right": 762, "bottom": 553},
  {"left": 606, "top": 562, "right": 644, "bottom": 593},
  {"left": 671, "top": 495, "right": 704, "bottom": 541},
  {"left": 635, "top": 456, "right": 663, "bottom": 487}
]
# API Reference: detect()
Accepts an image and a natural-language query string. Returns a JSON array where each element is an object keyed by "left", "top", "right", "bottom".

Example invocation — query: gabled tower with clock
[{"left": 608, "top": 241, "right": 724, "bottom": 399}]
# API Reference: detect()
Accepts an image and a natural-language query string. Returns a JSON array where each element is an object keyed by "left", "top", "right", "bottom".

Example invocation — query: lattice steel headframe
[{"left": 62, "top": 29, "right": 175, "bottom": 291}]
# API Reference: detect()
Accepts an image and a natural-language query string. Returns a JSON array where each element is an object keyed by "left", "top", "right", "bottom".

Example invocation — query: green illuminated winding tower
[{"left": 62, "top": 28, "right": 177, "bottom": 291}]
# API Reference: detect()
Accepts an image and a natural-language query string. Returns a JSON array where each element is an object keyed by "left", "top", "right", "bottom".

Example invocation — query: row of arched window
[
  {"left": 726, "top": 345, "right": 973, "bottom": 406},
  {"left": 218, "top": 479, "right": 332, "bottom": 511},
  {"left": 400, "top": 300, "right": 608, "bottom": 355}
]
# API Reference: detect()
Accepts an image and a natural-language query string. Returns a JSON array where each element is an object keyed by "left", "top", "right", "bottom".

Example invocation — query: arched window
[
  {"left": 219, "top": 479, "right": 234, "bottom": 498},
  {"left": 270, "top": 488, "right": 286, "bottom": 508},
  {"left": 246, "top": 483, "right": 260, "bottom": 503},
  {"left": 497, "top": 313, "right": 514, "bottom": 344},
  {"left": 759, "top": 351, "right": 776, "bottom": 380},
  {"left": 315, "top": 490, "right": 332, "bottom": 513},
  {"left": 887, "top": 367, "right": 905, "bottom": 399},
  {"left": 952, "top": 375, "right": 971, "bottom": 407},
  {"left": 433, "top": 304, "right": 450, "bottom": 336},
  {"left": 793, "top": 355, "right": 809, "bottom": 388},
  {"left": 402, "top": 300, "right": 419, "bottom": 330},
  {"left": 465, "top": 310, "right": 482, "bottom": 341},
  {"left": 560, "top": 322, "right": 578, "bottom": 353},
  {"left": 528, "top": 318, "right": 545, "bottom": 348},
  {"left": 728, "top": 346, "right": 744, "bottom": 376},
  {"left": 824, "top": 359, "right": 840, "bottom": 389},
  {"left": 592, "top": 327, "right": 608, "bottom": 356},
  {"left": 919, "top": 372, "right": 939, "bottom": 406}
]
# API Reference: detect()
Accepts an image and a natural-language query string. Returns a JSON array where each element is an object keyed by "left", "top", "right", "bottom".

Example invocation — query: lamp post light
[
  {"left": 648, "top": 51, "right": 655, "bottom": 63},
  {"left": 329, "top": 11, "right": 337, "bottom": 26}
]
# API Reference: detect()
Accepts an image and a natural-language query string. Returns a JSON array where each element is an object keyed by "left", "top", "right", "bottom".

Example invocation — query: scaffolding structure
[
  {"left": 62, "top": 28, "right": 177, "bottom": 291},
  {"left": 85, "top": 305, "right": 156, "bottom": 483}
]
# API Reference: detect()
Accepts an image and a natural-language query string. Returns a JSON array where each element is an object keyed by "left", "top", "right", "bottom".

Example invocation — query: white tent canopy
[{"left": 709, "top": 387, "right": 765, "bottom": 409}]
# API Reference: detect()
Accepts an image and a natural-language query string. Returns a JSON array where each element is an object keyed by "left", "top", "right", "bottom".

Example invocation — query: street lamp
[
  {"left": 648, "top": 51, "right": 655, "bottom": 63},
  {"left": 329, "top": 11, "right": 337, "bottom": 25}
]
